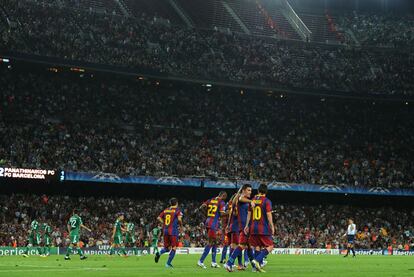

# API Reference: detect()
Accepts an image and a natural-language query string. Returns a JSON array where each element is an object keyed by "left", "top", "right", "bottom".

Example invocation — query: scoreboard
[{"left": 0, "top": 167, "right": 61, "bottom": 181}]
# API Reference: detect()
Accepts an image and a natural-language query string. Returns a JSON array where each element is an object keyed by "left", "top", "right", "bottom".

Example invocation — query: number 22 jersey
[{"left": 203, "top": 197, "right": 225, "bottom": 231}]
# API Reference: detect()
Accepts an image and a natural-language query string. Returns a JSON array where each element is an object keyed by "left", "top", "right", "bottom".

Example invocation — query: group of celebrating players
[
  {"left": 155, "top": 183, "right": 274, "bottom": 273},
  {"left": 21, "top": 220, "right": 53, "bottom": 258},
  {"left": 21, "top": 184, "right": 276, "bottom": 273},
  {"left": 21, "top": 183, "right": 357, "bottom": 273}
]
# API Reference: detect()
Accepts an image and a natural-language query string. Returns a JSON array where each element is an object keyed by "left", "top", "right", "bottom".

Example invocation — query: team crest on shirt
[
  {"left": 156, "top": 177, "right": 184, "bottom": 184},
  {"left": 92, "top": 172, "right": 121, "bottom": 181},
  {"left": 368, "top": 187, "right": 390, "bottom": 193},
  {"left": 319, "top": 185, "right": 342, "bottom": 192}
]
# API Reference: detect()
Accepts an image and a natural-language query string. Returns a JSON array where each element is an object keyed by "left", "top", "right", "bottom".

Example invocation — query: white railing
[{"left": 282, "top": 0, "right": 312, "bottom": 41}]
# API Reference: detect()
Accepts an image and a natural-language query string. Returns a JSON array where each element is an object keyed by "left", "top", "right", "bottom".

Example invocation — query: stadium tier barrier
[
  {"left": 1, "top": 247, "right": 413, "bottom": 256},
  {"left": 61, "top": 171, "right": 414, "bottom": 196},
  {"left": 1, "top": 167, "right": 414, "bottom": 196}
]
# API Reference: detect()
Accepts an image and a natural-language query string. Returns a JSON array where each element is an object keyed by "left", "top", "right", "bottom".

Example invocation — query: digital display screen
[{"left": 0, "top": 167, "right": 60, "bottom": 181}]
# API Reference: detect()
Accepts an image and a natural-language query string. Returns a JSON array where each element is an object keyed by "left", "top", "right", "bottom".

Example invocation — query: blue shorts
[{"left": 347, "top": 235, "right": 355, "bottom": 244}]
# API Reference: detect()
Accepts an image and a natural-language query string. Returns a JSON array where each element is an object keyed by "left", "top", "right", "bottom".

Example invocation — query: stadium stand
[
  {"left": 175, "top": 0, "right": 244, "bottom": 32},
  {"left": 1, "top": 0, "right": 413, "bottom": 96},
  {"left": 68, "top": 0, "right": 122, "bottom": 15},
  {"left": 122, "top": 0, "right": 184, "bottom": 24},
  {"left": 259, "top": 0, "right": 301, "bottom": 40},
  {"left": 0, "top": 0, "right": 413, "bottom": 264},
  {"left": 226, "top": 0, "right": 280, "bottom": 36},
  {"left": 298, "top": 12, "right": 340, "bottom": 43},
  {"left": 0, "top": 66, "right": 413, "bottom": 188},
  {"left": 337, "top": 12, "right": 414, "bottom": 47}
]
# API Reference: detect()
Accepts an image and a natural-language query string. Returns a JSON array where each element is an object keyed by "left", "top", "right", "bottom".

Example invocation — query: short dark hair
[
  {"left": 258, "top": 184, "right": 268, "bottom": 194},
  {"left": 241, "top": 184, "right": 252, "bottom": 191},
  {"left": 219, "top": 191, "right": 227, "bottom": 197},
  {"left": 72, "top": 208, "right": 78, "bottom": 215},
  {"left": 170, "top": 197, "right": 178, "bottom": 206}
]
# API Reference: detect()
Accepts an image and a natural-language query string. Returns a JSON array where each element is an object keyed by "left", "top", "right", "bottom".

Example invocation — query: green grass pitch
[{"left": 0, "top": 255, "right": 413, "bottom": 277}]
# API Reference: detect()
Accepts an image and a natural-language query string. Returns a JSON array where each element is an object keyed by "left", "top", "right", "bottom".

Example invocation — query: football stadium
[{"left": 0, "top": 0, "right": 413, "bottom": 276}]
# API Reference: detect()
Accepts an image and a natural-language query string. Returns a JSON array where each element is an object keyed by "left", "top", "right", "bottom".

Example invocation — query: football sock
[
  {"left": 167, "top": 249, "right": 176, "bottom": 265},
  {"left": 220, "top": 245, "right": 228, "bottom": 262},
  {"left": 244, "top": 249, "right": 249, "bottom": 263},
  {"left": 247, "top": 248, "right": 254, "bottom": 262},
  {"left": 66, "top": 246, "right": 73, "bottom": 257},
  {"left": 77, "top": 247, "right": 84, "bottom": 256},
  {"left": 256, "top": 249, "right": 269, "bottom": 263},
  {"left": 211, "top": 246, "right": 217, "bottom": 263},
  {"left": 226, "top": 246, "right": 242, "bottom": 266},
  {"left": 160, "top": 247, "right": 169, "bottom": 255}
]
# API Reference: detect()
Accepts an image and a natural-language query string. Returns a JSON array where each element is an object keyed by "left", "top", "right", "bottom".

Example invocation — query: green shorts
[
  {"left": 28, "top": 233, "right": 41, "bottom": 245},
  {"left": 69, "top": 233, "right": 80, "bottom": 244},
  {"left": 44, "top": 236, "right": 51, "bottom": 246},
  {"left": 113, "top": 234, "right": 123, "bottom": 245},
  {"left": 151, "top": 239, "right": 158, "bottom": 247},
  {"left": 125, "top": 234, "right": 136, "bottom": 244}
]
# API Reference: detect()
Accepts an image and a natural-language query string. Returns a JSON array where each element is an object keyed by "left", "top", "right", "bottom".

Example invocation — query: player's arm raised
[
  {"left": 195, "top": 202, "right": 207, "bottom": 213},
  {"left": 230, "top": 186, "right": 243, "bottom": 208},
  {"left": 157, "top": 215, "right": 164, "bottom": 225}
]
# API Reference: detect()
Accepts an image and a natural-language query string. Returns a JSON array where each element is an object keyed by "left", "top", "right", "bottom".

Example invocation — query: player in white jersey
[{"left": 342, "top": 218, "right": 356, "bottom": 257}]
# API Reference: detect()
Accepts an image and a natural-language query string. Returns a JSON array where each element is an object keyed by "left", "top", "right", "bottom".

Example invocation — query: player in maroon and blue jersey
[
  {"left": 155, "top": 198, "right": 183, "bottom": 268},
  {"left": 244, "top": 184, "right": 274, "bottom": 273},
  {"left": 196, "top": 191, "right": 227, "bottom": 269},
  {"left": 225, "top": 184, "right": 256, "bottom": 271},
  {"left": 219, "top": 201, "right": 231, "bottom": 264},
  {"left": 226, "top": 188, "right": 243, "bottom": 269}
]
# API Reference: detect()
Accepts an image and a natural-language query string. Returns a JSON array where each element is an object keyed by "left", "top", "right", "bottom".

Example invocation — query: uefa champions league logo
[
  {"left": 368, "top": 187, "right": 390, "bottom": 194},
  {"left": 156, "top": 177, "right": 184, "bottom": 184},
  {"left": 268, "top": 182, "right": 292, "bottom": 189},
  {"left": 213, "top": 181, "right": 236, "bottom": 188},
  {"left": 92, "top": 173, "right": 122, "bottom": 181},
  {"left": 319, "top": 185, "right": 342, "bottom": 192}
]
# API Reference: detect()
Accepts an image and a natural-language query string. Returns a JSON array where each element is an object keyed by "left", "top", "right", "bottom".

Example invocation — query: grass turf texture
[{"left": 0, "top": 255, "right": 413, "bottom": 277}]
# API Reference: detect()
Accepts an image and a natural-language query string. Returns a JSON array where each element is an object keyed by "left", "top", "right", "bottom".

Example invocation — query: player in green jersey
[
  {"left": 42, "top": 222, "right": 53, "bottom": 256},
  {"left": 22, "top": 219, "right": 43, "bottom": 257},
  {"left": 109, "top": 213, "right": 127, "bottom": 256},
  {"left": 150, "top": 223, "right": 162, "bottom": 254},
  {"left": 65, "top": 209, "right": 91, "bottom": 260},
  {"left": 125, "top": 221, "right": 138, "bottom": 255}
]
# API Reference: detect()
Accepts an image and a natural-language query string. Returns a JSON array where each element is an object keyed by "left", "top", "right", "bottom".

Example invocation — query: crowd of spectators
[
  {"left": 0, "top": 67, "right": 413, "bottom": 188},
  {"left": 338, "top": 12, "right": 414, "bottom": 48},
  {"left": 0, "top": 194, "right": 413, "bottom": 250},
  {"left": 0, "top": 0, "right": 413, "bottom": 96}
]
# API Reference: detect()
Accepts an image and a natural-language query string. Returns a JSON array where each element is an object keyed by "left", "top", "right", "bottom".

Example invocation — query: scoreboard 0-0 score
[{"left": 0, "top": 167, "right": 59, "bottom": 181}]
